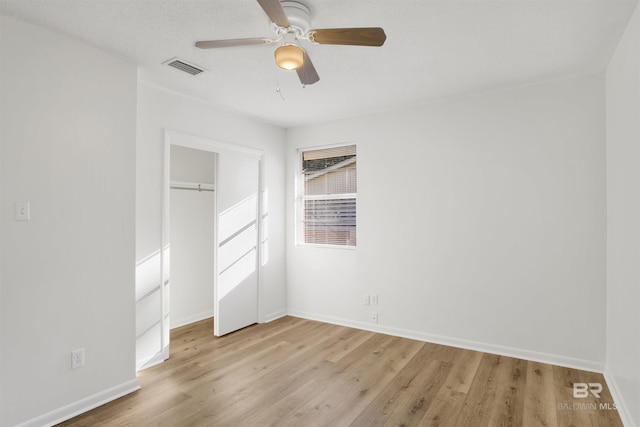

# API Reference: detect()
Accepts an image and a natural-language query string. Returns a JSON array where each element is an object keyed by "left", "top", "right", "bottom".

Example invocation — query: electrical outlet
[
  {"left": 15, "top": 201, "right": 30, "bottom": 222},
  {"left": 371, "top": 294, "right": 378, "bottom": 305},
  {"left": 364, "top": 295, "right": 370, "bottom": 305},
  {"left": 71, "top": 348, "right": 85, "bottom": 369},
  {"left": 371, "top": 312, "right": 378, "bottom": 323}
]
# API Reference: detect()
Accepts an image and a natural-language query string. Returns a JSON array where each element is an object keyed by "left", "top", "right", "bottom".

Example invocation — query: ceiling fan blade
[
  {"left": 297, "top": 51, "right": 320, "bottom": 85},
  {"left": 309, "top": 27, "right": 387, "bottom": 47},
  {"left": 195, "top": 38, "right": 274, "bottom": 49},
  {"left": 257, "top": 0, "right": 290, "bottom": 28}
]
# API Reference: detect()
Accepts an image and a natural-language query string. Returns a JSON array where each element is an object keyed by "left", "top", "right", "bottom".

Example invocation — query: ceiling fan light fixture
[{"left": 274, "top": 44, "right": 304, "bottom": 70}]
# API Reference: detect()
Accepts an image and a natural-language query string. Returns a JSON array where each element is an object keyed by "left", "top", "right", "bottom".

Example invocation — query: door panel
[{"left": 215, "top": 150, "right": 260, "bottom": 336}]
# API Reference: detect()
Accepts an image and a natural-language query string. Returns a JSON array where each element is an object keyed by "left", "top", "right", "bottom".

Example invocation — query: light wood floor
[{"left": 58, "top": 316, "right": 623, "bottom": 426}]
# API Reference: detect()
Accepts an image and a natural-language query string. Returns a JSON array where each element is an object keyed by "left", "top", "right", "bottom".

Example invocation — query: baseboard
[
  {"left": 604, "top": 370, "right": 637, "bottom": 427},
  {"left": 16, "top": 379, "right": 140, "bottom": 427},
  {"left": 171, "top": 308, "right": 287, "bottom": 329},
  {"left": 138, "top": 346, "right": 170, "bottom": 371},
  {"left": 263, "top": 309, "right": 288, "bottom": 323},
  {"left": 170, "top": 309, "right": 215, "bottom": 330},
  {"left": 287, "top": 310, "right": 605, "bottom": 373}
]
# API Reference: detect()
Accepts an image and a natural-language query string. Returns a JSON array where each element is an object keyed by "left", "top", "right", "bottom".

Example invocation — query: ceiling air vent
[{"left": 163, "top": 57, "right": 205, "bottom": 76}]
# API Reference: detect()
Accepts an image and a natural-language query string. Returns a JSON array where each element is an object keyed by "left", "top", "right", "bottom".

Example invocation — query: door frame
[{"left": 162, "top": 130, "right": 264, "bottom": 354}]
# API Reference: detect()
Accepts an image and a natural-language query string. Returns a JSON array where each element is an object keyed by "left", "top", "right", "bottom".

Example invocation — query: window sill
[{"left": 296, "top": 242, "right": 357, "bottom": 250}]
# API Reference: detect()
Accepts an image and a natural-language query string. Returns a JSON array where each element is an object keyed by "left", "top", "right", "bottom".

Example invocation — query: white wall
[
  {"left": 0, "top": 16, "right": 138, "bottom": 427},
  {"left": 136, "top": 82, "right": 287, "bottom": 326},
  {"left": 0, "top": 13, "right": 4, "bottom": 415},
  {"left": 0, "top": 16, "right": 4, "bottom": 418},
  {"left": 286, "top": 74, "right": 607, "bottom": 371},
  {"left": 606, "top": 2, "right": 640, "bottom": 426},
  {"left": 170, "top": 146, "right": 216, "bottom": 328}
]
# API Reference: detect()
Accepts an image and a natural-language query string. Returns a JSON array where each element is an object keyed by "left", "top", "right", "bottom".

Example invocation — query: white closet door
[{"left": 215, "top": 150, "right": 260, "bottom": 336}]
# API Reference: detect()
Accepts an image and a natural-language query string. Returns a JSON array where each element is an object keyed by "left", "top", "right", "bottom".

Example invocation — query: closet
[{"left": 169, "top": 145, "right": 216, "bottom": 328}]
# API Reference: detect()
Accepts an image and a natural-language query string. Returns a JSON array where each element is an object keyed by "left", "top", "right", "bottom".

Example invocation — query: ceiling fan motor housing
[{"left": 281, "top": 1, "right": 311, "bottom": 35}]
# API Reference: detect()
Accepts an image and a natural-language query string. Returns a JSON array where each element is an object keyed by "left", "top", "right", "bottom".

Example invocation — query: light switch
[{"left": 16, "top": 202, "right": 30, "bottom": 222}]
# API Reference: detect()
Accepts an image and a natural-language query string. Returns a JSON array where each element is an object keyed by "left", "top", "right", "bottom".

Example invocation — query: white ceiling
[{"left": 0, "top": 0, "right": 636, "bottom": 127}]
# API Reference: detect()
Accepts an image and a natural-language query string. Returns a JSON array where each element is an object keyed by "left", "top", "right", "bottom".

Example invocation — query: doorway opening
[
  {"left": 169, "top": 145, "right": 216, "bottom": 329},
  {"left": 135, "top": 130, "right": 264, "bottom": 371}
]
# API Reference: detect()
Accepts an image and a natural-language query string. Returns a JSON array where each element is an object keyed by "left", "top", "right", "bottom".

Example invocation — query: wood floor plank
[
  {"left": 522, "top": 362, "right": 558, "bottom": 427},
  {"left": 349, "top": 346, "right": 453, "bottom": 427},
  {"left": 56, "top": 317, "right": 624, "bottom": 427},
  {"left": 273, "top": 334, "right": 424, "bottom": 426},
  {"left": 483, "top": 355, "right": 527, "bottom": 427},
  {"left": 182, "top": 342, "right": 336, "bottom": 423},
  {"left": 228, "top": 329, "right": 375, "bottom": 426},
  {"left": 458, "top": 354, "right": 500, "bottom": 426},
  {"left": 436, "top": 346, "right": 484, "bottom": 395},
  {"left": 419, "top": 349, "right": 485, "bottom": 426},
  {"left": 179, "top": 324, "right": 347, "bottom": 425},
  {"left": 324, "top": 327, "right": 376, "bottom": 363}
]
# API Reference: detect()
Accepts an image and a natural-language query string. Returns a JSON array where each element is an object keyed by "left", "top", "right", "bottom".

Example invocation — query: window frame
[{"left": 295, "top": 143, "right": 357, "bottom": 249}]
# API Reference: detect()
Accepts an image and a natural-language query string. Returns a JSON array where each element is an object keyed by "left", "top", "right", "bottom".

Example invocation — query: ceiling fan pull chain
[{"left": 276, "top": 78, "right": 286, "bottom": 101}]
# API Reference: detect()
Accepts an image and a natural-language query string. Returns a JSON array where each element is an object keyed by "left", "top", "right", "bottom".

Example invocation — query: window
[{"left": 297, "top": 144, "right": 357, "bottom": 247}]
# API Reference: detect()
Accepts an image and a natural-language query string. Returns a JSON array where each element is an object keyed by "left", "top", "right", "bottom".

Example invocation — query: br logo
[{"left": 573, "top": 383, "right": 602, "bottom": 398}]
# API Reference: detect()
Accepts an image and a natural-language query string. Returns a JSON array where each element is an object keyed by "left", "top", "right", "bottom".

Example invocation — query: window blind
[{"left": 300, "top": 144, "right": 356, "bottom": 246}]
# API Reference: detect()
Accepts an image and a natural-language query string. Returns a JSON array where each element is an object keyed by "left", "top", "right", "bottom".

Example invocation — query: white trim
[
  {"left": 604, "top": 370, "right": 637, "bottom": 427},
  {"left": 263, "top": 309, "right": 288, "bottom": 323},
  {"left": 294, "top": 145, "right": 304, "bottom": 245},
  {"left": 257, "top": 157, "right": 265, "bottom": 323},
  {"left": 296, "top": 242, "right": 357, "bottom": 250},
  {"left": 303, "top": 193, "right": 356, "bottom": 201},
  {"left": 213, "top": 150, "right": 221, "bottom": 335},
  {"left": 296, "top": 141, "right": 357, "bottom": 153},
  {"left": 160, "top": 138, "right": 171, "bottom": 365},
  {"left": 165, "top": 129, "right": 263, "bottom": 158},
  {"left": 16, "top": 380, "right": 140, "bottom": 427},
  {"left": 287, "top": 310, "right": 605, "bottom": 373}
]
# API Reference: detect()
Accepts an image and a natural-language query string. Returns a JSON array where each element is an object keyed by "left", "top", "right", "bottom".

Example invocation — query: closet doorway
[
  {"left": 160, "top": 131, "right": 262, "bottom": 355},
  {"left": 169, "top": 145, "right": 216, "bottom": 329},
  {"left": 136, "top": 131, "right": 263, "bottom": 370}
]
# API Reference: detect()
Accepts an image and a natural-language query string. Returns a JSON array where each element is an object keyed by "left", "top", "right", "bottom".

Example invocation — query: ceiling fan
[{"left": 195, "top": 0, "right": 387, "bottom": 85}]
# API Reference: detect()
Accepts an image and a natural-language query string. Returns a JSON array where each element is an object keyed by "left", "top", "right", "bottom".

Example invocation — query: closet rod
[{"left": 170, "top": 181, "right": 215, "bottom": 192}]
